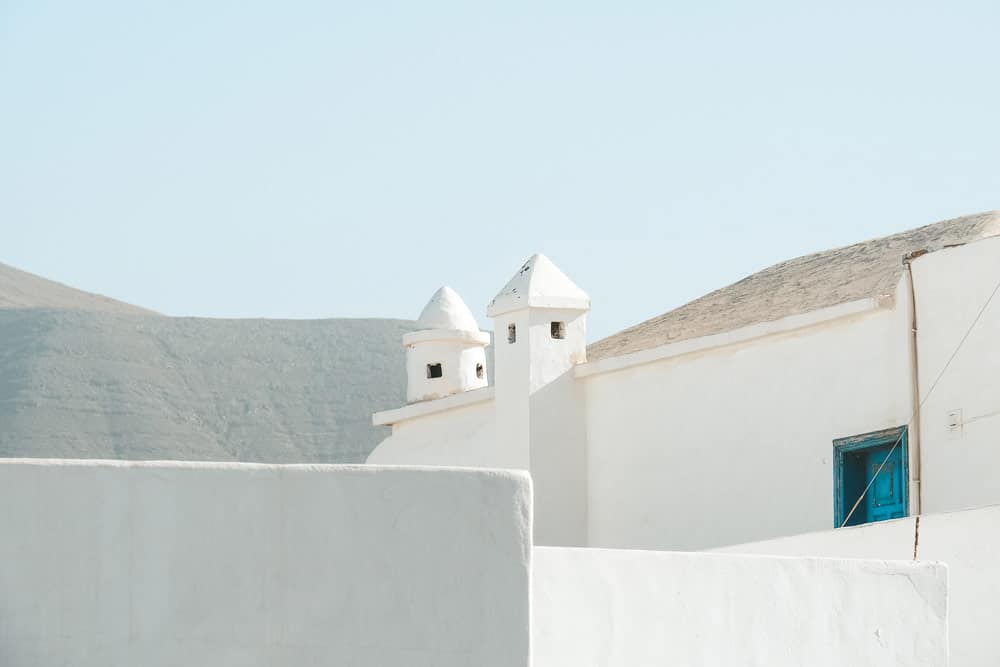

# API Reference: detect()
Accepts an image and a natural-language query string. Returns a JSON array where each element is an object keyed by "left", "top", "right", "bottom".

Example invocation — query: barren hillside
[
  {"left": 0, "top": 262, "right": 423, "bottom": 462},
  {"left": 0, "top": 262, "right": 157, "bottom": 314}
]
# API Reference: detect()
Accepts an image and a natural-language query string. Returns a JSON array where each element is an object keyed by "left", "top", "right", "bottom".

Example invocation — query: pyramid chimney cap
[{"left": 487, "top": 253, "right": 590, "bottom": 317}]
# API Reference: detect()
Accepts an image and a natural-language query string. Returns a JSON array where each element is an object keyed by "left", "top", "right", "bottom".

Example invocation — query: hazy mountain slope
[
  {"left": 0, "top": 262, "right": 156, "bottom": 314},
  {"left": 0, "top": 309, "right": 418, "bottom": 463}
]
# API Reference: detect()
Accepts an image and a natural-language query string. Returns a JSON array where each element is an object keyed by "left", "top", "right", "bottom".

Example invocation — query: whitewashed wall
[
  {"left": 583, "top": 299, "right": 914, "bottom": 551},
  {"left": 716, "top": 504, "right": 1000, "bottom": 667},
  {"left": 529, "top": 370, "right": 588, "bottom": 547},
  {"left": 404, "top": 337, "right": 488, "bottom": 402},
  {"left": 532, "top": 546, "right": 947, "bottom": 667},
  {"left": 912, "top": 236, "right": 1000, "bottom": 514},
  {"left": 368, "top": 397, "right": 500, "bottom": 467},
  {"left": 0, "top": 459, "right": 531, "bottom": 667},
  {"left": 495, "top": 306, "right": 590, "bottom": 547}
]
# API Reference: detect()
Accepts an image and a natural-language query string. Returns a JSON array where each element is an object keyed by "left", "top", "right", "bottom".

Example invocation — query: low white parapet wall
[
  {"left": 0, "top": 459, "right": 532, "bottom": 667},
  {"left": 716, "top": 504, "right": 1000, "bottom": 667},
  {"left": 532, "top": 546, "right": 947, "bottom": 666}
]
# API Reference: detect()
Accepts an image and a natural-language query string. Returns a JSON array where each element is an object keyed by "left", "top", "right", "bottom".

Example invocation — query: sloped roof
[
  {"left": 487, "top": 253, "right": 590, "bottom": 317},
  {"left": 588, "top": 210, "right": 1000, "bottom": 362},
  {"left": 417, "top": 286, "right": 481, "bottom": 331}
]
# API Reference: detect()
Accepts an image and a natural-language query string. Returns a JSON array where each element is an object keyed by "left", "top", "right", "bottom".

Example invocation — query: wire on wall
[{"left": 839, "top": 269, "right": 1000, "bottom": 529}]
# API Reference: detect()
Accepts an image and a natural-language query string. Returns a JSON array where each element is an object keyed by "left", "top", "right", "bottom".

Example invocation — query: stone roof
[{"left": 588, "top": 210, "right": 1000, "bottom": 362}]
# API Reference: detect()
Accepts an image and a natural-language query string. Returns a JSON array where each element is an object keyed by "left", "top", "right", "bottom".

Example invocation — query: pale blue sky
[{"left": 3, "top": 1, "right": 998, "bottom": 339}]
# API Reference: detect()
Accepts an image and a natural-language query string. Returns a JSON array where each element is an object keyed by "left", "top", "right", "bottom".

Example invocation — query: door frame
[{"left": 833, "top": 426, "right": 909, "bottom": 528}]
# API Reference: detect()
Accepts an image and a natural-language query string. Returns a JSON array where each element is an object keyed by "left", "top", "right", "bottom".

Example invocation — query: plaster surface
[
  {"left": 487, "top": 253, "right": 590, "bottom": 317},
  {"left": 516, "top": 307, "right": 589, "bottom": 546},
  {"left": 404, "top": 287, "right": 490, "bottom": 403},
  {"left": 911, "top": 236, "right": 1000, "bottom": 514},
  {"left": 0, "top": 459, "right": 531, "bottom": 667},
  {"left": 373, "top": 385, "right": 494, "bottom": 426},
  {"left": 404, "top": 336, "right": 489, "bottom": 403},
  {"left": 415, "top": 286, "right": 481, "bottom": 332},
  {"left": 368, "top": 395, "right": 503, "bottom": 467},
  {"left": 532, "top": 546, "right": 947, "bottom": 667},
  {"left": 584, "top": 301, "right": 914, "bottom": 551},
  {"left": 717, "top": 504, "right": 1000, "bottom": 667}
]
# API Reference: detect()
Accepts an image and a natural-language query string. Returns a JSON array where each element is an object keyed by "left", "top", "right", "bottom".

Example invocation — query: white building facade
[{"left": 370, "top": 211, "right": 1000, "bottom": 552}]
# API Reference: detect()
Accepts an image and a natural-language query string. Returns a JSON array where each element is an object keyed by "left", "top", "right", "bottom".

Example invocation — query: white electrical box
[{"left": 946, "top": 409, "right": 964, "bottom": 435}]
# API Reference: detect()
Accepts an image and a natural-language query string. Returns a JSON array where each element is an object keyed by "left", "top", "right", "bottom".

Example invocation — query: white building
[
  {"left": 370, "top": 210, "right": 1000, "bottom": 665},
  {"left": 371, "top": 210, "right": 1000, "bottom": 549}
]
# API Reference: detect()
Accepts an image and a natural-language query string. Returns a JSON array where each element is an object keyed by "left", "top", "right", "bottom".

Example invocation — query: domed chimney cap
[{"left": 417, "top": 286, "right": 481, "bottom": 332}]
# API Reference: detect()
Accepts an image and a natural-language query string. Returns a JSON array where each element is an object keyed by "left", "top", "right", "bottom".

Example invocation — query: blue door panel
[
  {"left": 834, "top": 427, "right": 908, "bottom": 528},
  {"left": 867, "top": 446, "right": 905, "bottom": 523}
]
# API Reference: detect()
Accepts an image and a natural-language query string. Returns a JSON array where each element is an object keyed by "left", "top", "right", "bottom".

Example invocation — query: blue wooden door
[
  {"left": 865, "top": 445, "right": 905, "bottom": 523},
  {"left": 834, "top": 427, "right": 908, "bottom": 527}
]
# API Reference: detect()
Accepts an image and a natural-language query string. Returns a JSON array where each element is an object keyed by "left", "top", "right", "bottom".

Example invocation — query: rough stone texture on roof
[{"left": 588, "top": 210, "right": 1000, "bottom": 362}]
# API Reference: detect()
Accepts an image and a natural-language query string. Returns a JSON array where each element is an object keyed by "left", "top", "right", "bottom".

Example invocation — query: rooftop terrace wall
[
  {"left": 0, "top": 459, "right": 531, "bottom": 667},
  {"left": 533, "top": 546, "right": 947, "bottom": 666},
  {"left": 717, "top": 504, "right": 1000, "bottom": 667}
]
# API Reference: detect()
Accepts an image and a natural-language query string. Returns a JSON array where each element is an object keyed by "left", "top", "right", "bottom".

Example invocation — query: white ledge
[
  {"left": 0, "top": 458, "right": 503, "bottom": 473},
  {"left": 373, "top": 386, "right": 495, "bottom": 426},
  {"left": 577, "top": 296, "right": 890, "bottom": 379},
  {"left": 487, "top": 295, "right": 591, "bottom": 317},
  {"left": 402, "top": 328, "right": 491, "bottom": 347}
]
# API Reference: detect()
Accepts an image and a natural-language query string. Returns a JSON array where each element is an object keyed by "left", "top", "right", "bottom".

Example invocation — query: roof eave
[{"left": 578, "top": 296, "right": 890, "bottom": 379}]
